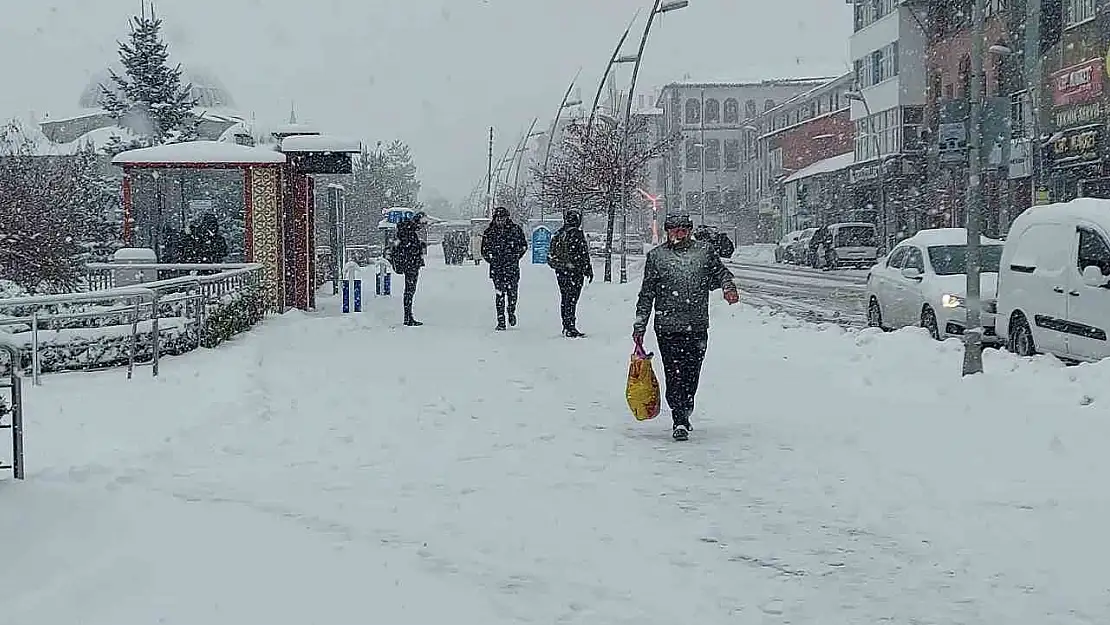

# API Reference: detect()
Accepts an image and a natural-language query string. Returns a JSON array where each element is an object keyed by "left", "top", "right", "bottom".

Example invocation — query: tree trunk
[{"left": 603, "top": 190, "right": 616, "bottom": 282}]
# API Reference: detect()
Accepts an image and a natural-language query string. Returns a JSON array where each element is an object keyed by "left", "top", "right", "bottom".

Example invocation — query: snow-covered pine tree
[{"left": 100, "top": 2, "right": 198, "bottom": 153}]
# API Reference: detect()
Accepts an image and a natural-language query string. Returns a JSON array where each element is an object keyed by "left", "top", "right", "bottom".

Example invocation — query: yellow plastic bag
[{"left": 626, "top": 345, "right": 660, "bottom": 421}]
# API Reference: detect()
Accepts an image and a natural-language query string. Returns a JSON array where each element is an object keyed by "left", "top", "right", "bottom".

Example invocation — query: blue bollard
[
  {"left": 383, "top": 271, "right": 391, "bottom": 296},
  {"left": 342, "top": 279, "right": 350, "bottom": 313},
  {"left": 353, "top": 279, "right": 362, "bottom": 312}
]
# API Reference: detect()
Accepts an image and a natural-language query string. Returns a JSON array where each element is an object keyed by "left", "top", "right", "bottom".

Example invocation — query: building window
[
  {"left": 745, "top": 99, "right": 758, "bottom": 119},
  {"left": 724, "top": 138, "right": 740, "bottom": 171},
  {"left": 986, "top": 0, "right": 1009, "bottom": 16},
  {"left": 855, "top": 0, "right": 899, "bottom": 31},
  {"left": 1010, "top": 90, "right": 1031, "bottom": 139},
  {"left": 855, "top": 107, "right": 903, "bottom": 161},
  {"left": 1066, "top": 0, "right": 1096, "bottom": 26},
  {"left": 723, "top": 98, "right": 739, "bottom": 123},
  {"left": 856, "top": 41, "right": 899, "bottom": 89},
  {"left": 705, "top": 139, "right": 721, "bottom": 171},
  {"left": 686, "top": 191, "right": 701, "bottom": 212},
  {"left": 705, "top": 190, "right": 721, "bottom": 211},
  {"left": 705, "top": 99, "right": 720, "bottom": 123},
  {"left": 685, "top": 98, "right": 701, "bottom": 124},
  {"left": 764, "top": 99, "right": 776, "bottom": 112},
  {"left": 686, "top": 139, "right": 701, "bottom": 170}
]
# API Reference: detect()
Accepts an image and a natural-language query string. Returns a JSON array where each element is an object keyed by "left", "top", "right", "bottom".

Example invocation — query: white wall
[
  {"left": 849, "top": 11, "right": 899, "bottom": 63},
  {"left": 897, "top": 9, "right": 927, "bottom": 107}
]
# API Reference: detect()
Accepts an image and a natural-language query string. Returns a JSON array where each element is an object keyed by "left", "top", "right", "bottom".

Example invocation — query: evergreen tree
[
  {"left": 0, "top": 121, "right": 116, "bottom": 292},
  {"left": 100, "top": 2, "right": 198, "bottom": 153}
]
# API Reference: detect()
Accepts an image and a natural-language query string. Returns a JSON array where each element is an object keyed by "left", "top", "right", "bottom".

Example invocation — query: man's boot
[
  {"left": 507, "top": 290, "right": 518, "bottom": 327},
  {"left": 495, "top": 293, "right": 507, "bottom": 331}
]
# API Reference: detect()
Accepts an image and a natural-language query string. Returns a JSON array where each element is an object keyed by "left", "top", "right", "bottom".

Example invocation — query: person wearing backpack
[
  {"left": 546, "top": 208, "right": 593, "bottom": 337},
  {"left": 390, "top": 212, "right": 429, "bottom": 326},
  {"left": 481, "top": 207, "right": 529, "bottom": 331}
]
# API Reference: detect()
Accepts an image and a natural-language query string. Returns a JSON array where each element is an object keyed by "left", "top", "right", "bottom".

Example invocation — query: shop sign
[
  {"left": 1051, "top": 58, "right": 1104, "bottom": 107},
  {"left": 1008, "top": 139, "right": 1033, "bottom": 179},
  {"left": 849, "top": 161, "right": 881, "bottom": 184},
  {"left": 1050, "top": 123, "right": 1101, "bottom": 168},
  {"left": 1053, "top": 101, "right": 1102, "bottom": 129}
]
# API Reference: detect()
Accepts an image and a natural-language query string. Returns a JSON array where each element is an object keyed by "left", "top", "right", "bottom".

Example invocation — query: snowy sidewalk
[{"left": 2, "top": 252, "right": 1108, "bottom": 624}]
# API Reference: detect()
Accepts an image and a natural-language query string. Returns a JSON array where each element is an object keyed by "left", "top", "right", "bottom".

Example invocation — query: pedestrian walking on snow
[
  {"left": 632, "top": 213, "right": 739, "bottom": 440},
  {"left": 481, "top": 207, "right": 528, "bottom": 330},
  {"left": 390, "top": 211, "right": 429, "bottom": 326},
  {"left": 546, "top": 208, "right": 593, "bottom": 337}
]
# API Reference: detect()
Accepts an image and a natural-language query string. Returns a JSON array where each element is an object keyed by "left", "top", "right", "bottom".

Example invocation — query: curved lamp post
[
  {"left": 616, "top": 0, "right": 689, "bottom": 284},
  {"left": 539, "top": 70, "right": 584, "bottom": 224},
  {"left": 585, "top": 11, "right": 642, "bottom": 146}
]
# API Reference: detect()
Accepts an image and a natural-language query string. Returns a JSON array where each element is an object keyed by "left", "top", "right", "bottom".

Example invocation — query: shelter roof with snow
[{"left": 112, "top": 141, "right": 286, "bottom": 167}]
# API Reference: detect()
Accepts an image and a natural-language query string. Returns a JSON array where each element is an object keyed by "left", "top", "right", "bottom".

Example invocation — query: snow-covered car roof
[
  {"left": 1012, "top": 197, "right": 1110, "bottom": 231},
  {"left": 898, "top": 228, "right": 1003, "bottom": 248}
]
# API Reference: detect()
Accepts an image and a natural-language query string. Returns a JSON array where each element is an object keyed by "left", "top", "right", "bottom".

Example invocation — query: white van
[
  {"left": 825, "top": 222, "right": 879, "bottom": 268},
  {"left": 995, "top": 198, "right": 1110, "bottom": 362}
]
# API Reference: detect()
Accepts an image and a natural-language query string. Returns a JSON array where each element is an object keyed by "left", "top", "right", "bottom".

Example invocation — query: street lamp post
[
  {"left": 585, "top": 12, "right": 641, "bottom": 146},
  {"left": 963, "top": 0, "right": 987, "bottom": 376},
  {"left": 618, "top": 0, "right": 689, "bottom": 284},
  {"left": 845, "top": 90, "right": 888, "bottom": 250},
  {"left": 540, "top": 71, "right": 584, "bottom": 225}
]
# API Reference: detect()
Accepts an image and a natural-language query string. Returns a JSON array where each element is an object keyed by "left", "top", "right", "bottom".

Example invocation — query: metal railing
[
  {"left": 0, "top": 341, "right": 23, "bottom": 480},
  {"left": 0, "top": 264, "right": 265, "bottom": 385}
]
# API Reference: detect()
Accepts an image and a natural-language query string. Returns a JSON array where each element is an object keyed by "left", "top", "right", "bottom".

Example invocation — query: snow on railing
[{"left": 0, "top": 264, "right": 266, "bottom": 384}]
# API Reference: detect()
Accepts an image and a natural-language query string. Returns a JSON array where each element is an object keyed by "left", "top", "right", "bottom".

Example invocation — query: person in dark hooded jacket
[
  {"left": 182, "top": 212, "right": 229, "bottom": 265},
  {"left": 391, "top": 212, "right": 429, "bottom": 326},
  {"left": 481, "top": 207, "right": 528, "bottom": 330},
  {"left": 546, "top": 208, "right": 593, "bottom": 337}
]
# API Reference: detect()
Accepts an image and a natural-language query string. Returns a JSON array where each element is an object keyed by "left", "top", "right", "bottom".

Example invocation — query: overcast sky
[{"left": 1, "top": 0, "right": 852, "bottom": 202}]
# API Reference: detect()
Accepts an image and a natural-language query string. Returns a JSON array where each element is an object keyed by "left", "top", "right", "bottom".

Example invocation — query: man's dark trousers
[{"left": 655, "top": 330, "right": 709, "bottom": 427}]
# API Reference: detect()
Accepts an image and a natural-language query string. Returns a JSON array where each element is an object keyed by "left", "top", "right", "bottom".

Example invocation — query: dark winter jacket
[
  {"left": 634, "top": 239, "right": 736, "bottom": 336},
  {"left": 182, "top": 213, "right": 228, "bottom": 264},
  {"left": 391, "top": 219, "right": 426, "bottom": 274},
  {"left": 546, "top": 226, "right": 593, "bottom": 279},
  {"left": 481, "top": 222, "right": 528, "bottom": 270}
]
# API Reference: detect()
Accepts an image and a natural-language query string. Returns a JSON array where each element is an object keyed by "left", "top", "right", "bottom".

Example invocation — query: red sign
[{"left": 1052, "top": 58, "right": 1104, "bottom": 107}]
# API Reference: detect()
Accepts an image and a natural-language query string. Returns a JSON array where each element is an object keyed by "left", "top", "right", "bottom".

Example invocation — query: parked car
[
  {"left": 995, "top": 199, "right": 1110, "bottom": 362},
  {"left": 866, "top": 228, "right": 1004, "bottom": 342},
  {"left": 819, "top": 222, "right": 880, "bottom": 269},
  {"left": 790, "top": 228, "right": 817, "bottom": 265},
  {"left": 777, "top": 230, "right": 802, "bottom": 263}
]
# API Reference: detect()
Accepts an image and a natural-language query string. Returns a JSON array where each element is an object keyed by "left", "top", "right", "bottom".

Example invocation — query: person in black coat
[
  {"left": 481, "top": 206, "right": 528, "bottom": 330},
  {"left": 546, "top": 208, "right": 593, "bottom": 337},
  {"left": 391, "top": 212, "right": 429, "bottom": 326}
]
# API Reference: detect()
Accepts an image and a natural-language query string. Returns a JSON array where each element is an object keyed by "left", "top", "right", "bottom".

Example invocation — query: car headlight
[{"left": 941, "top": 293, "right": 965, "bottom": 309}]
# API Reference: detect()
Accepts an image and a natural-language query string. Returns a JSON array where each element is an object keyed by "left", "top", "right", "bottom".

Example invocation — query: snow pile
[
  {"left": 1, "top": 251, "right": 1106, "bottom": 624},
  {"left": 733, "top": 242, "right": 778, "bottom": 264}
]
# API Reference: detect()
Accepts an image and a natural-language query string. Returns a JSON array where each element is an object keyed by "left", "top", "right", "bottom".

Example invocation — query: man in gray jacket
[{"left": 633, "top": 214, "right": 739, "bottom": 440}]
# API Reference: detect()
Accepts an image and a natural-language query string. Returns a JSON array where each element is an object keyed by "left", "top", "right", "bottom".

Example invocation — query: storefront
[
  {"left": 847, "top": 154, "right": 926, "bottom": 250},
  {"left": 1046, "top": 57, "right": 1109, "bottom": 201}
]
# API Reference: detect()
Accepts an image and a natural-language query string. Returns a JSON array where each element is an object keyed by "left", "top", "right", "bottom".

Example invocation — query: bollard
[
  {"left": 353, "top": 279, "right": 362, "bottom": 312},
  {"left": 342, "top": 279, "right": 351, "bottom": 313},
  {"left": 376, "top": 261, "right": 392, "bottom": 296}
]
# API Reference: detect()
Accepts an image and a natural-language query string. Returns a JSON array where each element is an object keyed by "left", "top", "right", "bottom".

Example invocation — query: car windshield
[
  {"left": 834, "top": 226, "right": 875, "bottom": 247},
  {"left": 927, "top": 244, "right": 1004, "bottom": 275}
]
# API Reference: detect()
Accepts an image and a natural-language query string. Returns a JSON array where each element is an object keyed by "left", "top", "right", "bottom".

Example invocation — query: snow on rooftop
[
  {"left": 280, "top": 134, "right": 361, "bottom": 153},
  {"left": 112, "top": 141, "right": 286, "bottom": 165},
  {"left": 782, "top": 152, "right": 854, "bottom": 183}
]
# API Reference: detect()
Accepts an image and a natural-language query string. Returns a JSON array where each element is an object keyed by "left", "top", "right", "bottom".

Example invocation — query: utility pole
[
  {"left": 963, "top": 0, "right": 986, "bottom": 376},
  {"left": 486, "top": 127, "right": 494, "bottom": 218}
]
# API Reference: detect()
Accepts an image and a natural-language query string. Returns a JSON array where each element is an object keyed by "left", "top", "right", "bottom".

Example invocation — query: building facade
[
  {"left": 848, "top": 0, "right": 930, "bottom": 249},
  {"left": 656, "top": 79, "right": 832, "bottom": 243},
  {"left": 749, "top": 72, "right": 856, "bottom": 237}
]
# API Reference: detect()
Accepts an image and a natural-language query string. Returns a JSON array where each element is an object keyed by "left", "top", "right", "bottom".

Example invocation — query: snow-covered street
[{"left": 3, "top": 253, "right": 1109, "bottom": 624}]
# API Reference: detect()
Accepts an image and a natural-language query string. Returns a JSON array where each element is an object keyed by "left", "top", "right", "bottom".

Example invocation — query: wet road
[{"left": 725, "top": 260, "right": 869, "bottom": 328}]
